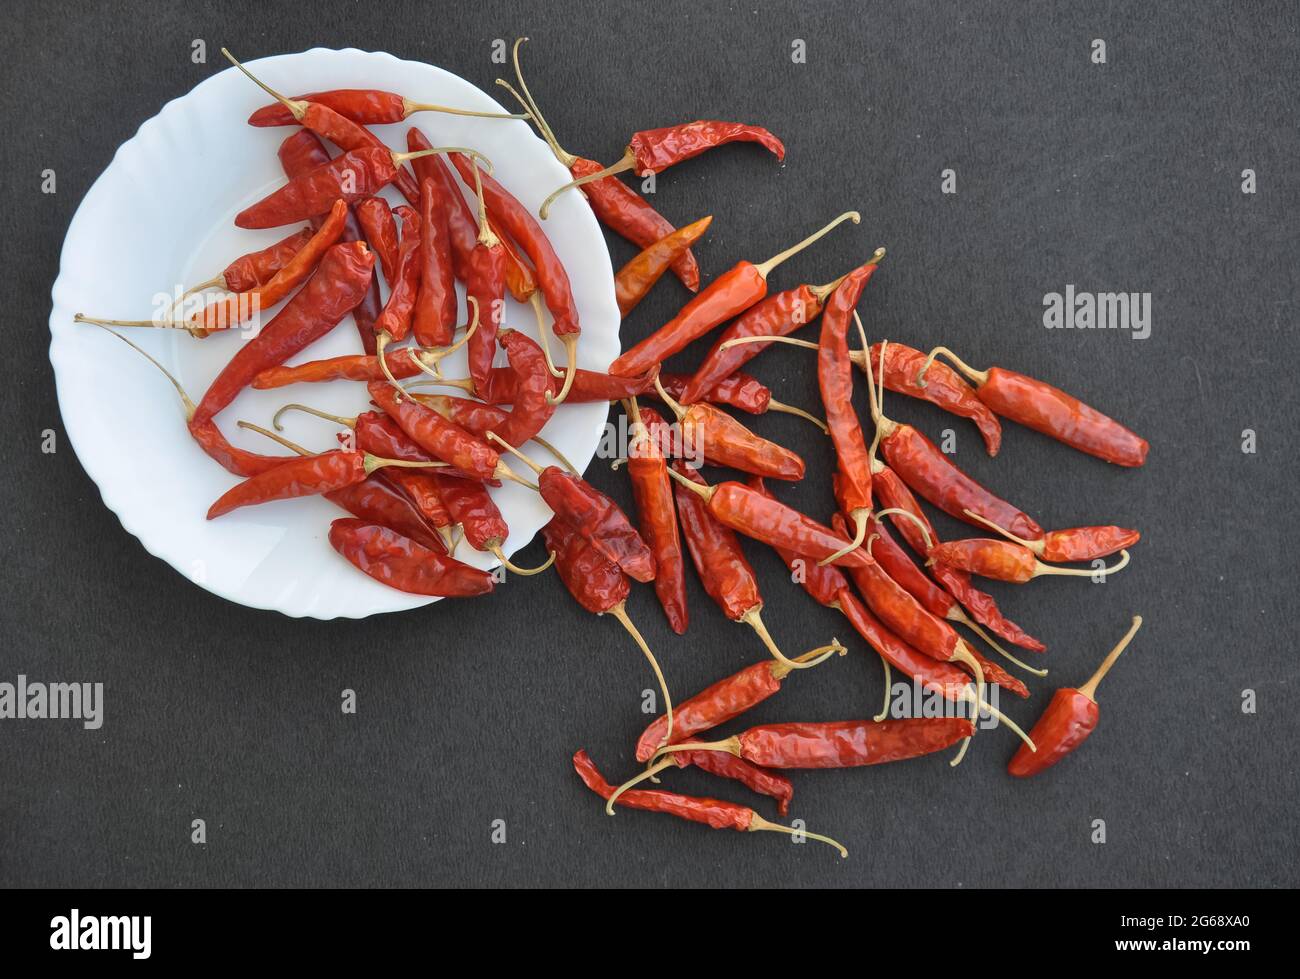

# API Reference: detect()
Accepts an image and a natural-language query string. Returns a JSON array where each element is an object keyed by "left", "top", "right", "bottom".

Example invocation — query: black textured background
[{"left": 2, "top": 0, "right": 1297, "bottom": 888}]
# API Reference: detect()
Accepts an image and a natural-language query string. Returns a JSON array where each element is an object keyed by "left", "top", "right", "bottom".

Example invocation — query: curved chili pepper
[
  {"left": 573, "top": 750, "right": 842, "bottom": 855},
  {"left": 413, "top": 176, "right": 458, "bottom": 346},
  {"left": 657, "top": 380, "right": 803, "bottom": 480},
  {"left": 473, "top": 363, "right": 659, "bottom": 405},
  {"left": 437, "top": 474, "right": 507, "bottom": 550},
  {"left": 219, "top": 228, "right": 315, "bottom": 292},
  {"left": 627, "top": 404, "right": 688, "bottom": 634},
  {"left": 368, "top": 381, "right": 499, "bottom": 481},
  {"left": 672, "top": 460, "right": 761, "bottom": 620},
  {"left": 615, "top": 216, "right": 712, "bottom": 316},
  {"left": 489, "top": 330, "right": 556, "bottom": 446},
  {"left": 328, "top": 518, "right": 495, "bottom": 597},
  {"left": 372, "top": 214, "right": 423, "bottom": 344},
  {"left": 677, "top": 279, "right": 839, "bottom": 404},
  {"left": 278, "top": 131, "right": 381, "bottom": 355},
  {"left": 867, "top": 342, "right": 1001, "bottom": 456},
  {"left": 449, "top": 152, "right": 579, "bottom": 342},
  {"left": 609, "top": 212, "right": 859, "bottom": 377},
  {"left": 538, "top": 467, "right": 655, "bottom": 583},
  {"left": 410, "top": 395, "right": 509, "bottom": 439},
  {"left": 355, "top": 197, "right": 401, "bottom": 284},
  {"left": 188, "top": 418, "right": 292, "bottom": 477},
  {"left": 206, "top": 449, "right": 370, "bottom": 518},
  {"left": 192, "top": 241, "right": 374, "bottom": 428},
  {"left": 929, "top": 538, "right": 1130, "bottom": 584},
  {"left": 237, "top": 147, "right": 400, "bottom": 228},
  {"left": 668, "top": 741, "right": 793, "bottom": 817},
  {"left": 328, "top": 474, "right": 448, "bottom": 555},
  {"left": 464, "top": 237, "right": 506, "bottom": 390},
  {"left": 661, "top": 372, "right": 822, "bottom": 428},
  {"left": 1009, "top": 616, "right": 1141, "bottom": 777},
  {"left": 920, "top": 348, "right": 1148, "bottom": 467},
  {"left": 930, "top": 563, "right": 1045, "bottom": 653},
  {"left": 379, "top": 467, "right": 452, "bottom": 535}
]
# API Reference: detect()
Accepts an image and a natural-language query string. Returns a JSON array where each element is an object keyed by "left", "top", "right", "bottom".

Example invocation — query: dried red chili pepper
[
  {"left": 573, "top": 750, "right": 844, "bottom": 856},
  {"left": 655, "top": 377, "right": 804, "bottom": 480},
  {"left": 449, "top": 152, "right": 581, "bottom": 403},
  {"left": 1009, "top": 616, "right": 1142, "bottom": 777},
  {"left": 177, "top": 226, "right": 314, "bottom": 304},
  {"left": 663, "top": 741, "right": 794, "bottom": 816},
  {"left": 671, "top": 461, "right": 842, "bottom": 670},
  {"left": 368, "top": 381, "right": 513, "bottom": 484},
  {"left": 862, "top": 337, "right": 1046, "bottom": 541},
  {"left": 446, "top": 155, "right": 509, "bottom": 390},
  {"left": 541, "top": 119, "right": 786, "bottom": 218},
  {"left": 486, "top": 329, "right": 556, "bottom": 447},
  {"left": 412, "top": 176, "right": 458, "bottom": 346},
  {"left": 929, "top": 538, "right": 1131, "bottom": 584},
  {"left": 500, "top": 41, "right": 702, "bottom": 291},
  {"left": 419, "top": 470, "right": 553, "bottom": 576},
  {"left": 863, "top": 341, "right": 1002, "bottom": 456},
  {"left": 658, "top": 371, "right": 826, "bottom": 430},
  {"left": 190, "top": 241, "right": 375, "bottom": 431},
  {"left": 962, "top": 509, "right": 1141, "bottom": 563},
  {"left": 625, "top": 402, "right": 688, "bottom": 633},
  {"left": 371, "top": 211, "right": 423, "bottom": 363},
  {"left": 328, "top": 518, "right": 495, "bottom": 597},
  {"left": 245, "top": 87, "right": 528, "bottom": 127},
  {"left": 609, "top": 212, "right": 860, "bottom": 378},
  {"left": 615, "top": 217, "right": 713, "bottom": 316},
  {"left": 917, "top": 346, "right": 1149, "bottom": 467},
  {"left": 545, "top": 519, "right": 674, "bottom": 741},
  {"left": 355, "top": 197, "right": 401, "bottom": 284},
  {"left": 277, "top": 130, "right": 382, "bottom": 355},
  {"left": 495, "top": 438, "right": 654, "bottom": 581},
  {"left": 678, "top": 275, "right": 845, "bottom": 404}
]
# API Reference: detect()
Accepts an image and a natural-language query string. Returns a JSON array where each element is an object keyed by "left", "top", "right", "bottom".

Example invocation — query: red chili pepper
[
  {"left": 659, "top": 371, "right": 825, "bottom": 429},
  {"left": 917, "top": 347, "right": 1149, "bottom": 467},
  {"left": 667, "top": 741, "right": 794, "bottom": 817},
  {"left": 379, "top": 467, "right": 453, "bottom": 536},
  {"left": 615, "top": 217, "right": 713, "bottom": 316},
  {"left": 214, "top": 227, "right": 315, "bottom": 292},
  {"left": 245, "top": 87, "right": 527, "bottom": 128},
  {"left": 207, "top": 449, "right": 393, "bottom": 519},
  {"left": 488, "top": 330, "right": 556, "bottom": 446},
  {"left": 277, "top": 130, "right": 381, "bottom": 355},
  {"left": 677, "top": 277, "right": 843, "bottom": 404},
  {"left": 572, "top": 750, "right": 843, "bottom": 855},
  {"left": 328, "top": 518, "right": 495, "bottom": 597},
  {"left": 372, "top": 214, "right": 423, "bottom": 345},
  {"left": 609, "top": 212, "right": 859, "bottom": 378},
  {"left": 542, "top": 120, "right": 786, "bottom": 218},
  {"left": 656, "top": 379, "right": 804, "bottom": 481},
  {"left": 865, "top": 342, "right": 1001, "bottom": 456},
  {"left": 448, "top": 152, "right": 581, "bottom": 401},
  {"left": 817, "top": 256, "right": 886, "bottom": 556},
  {"left": 329, "top": 474, "right": 448, "bottom": 555},
  {"left": 412, "top": 176, "right": 458, "bottom": 346},
  {"left": 928, "top": 538, "right": 1131, "bottom": 584},
  {"left": 409, "top": 394, "right": 509, "bottom": 439},
  {"left": 192, "top": 241, "right": 375, "bottom": 429},
  {"left": 355, "top": 197, "right": 401, "bottom": 284},
  {"left": 368, "top": 381, "right": 501, "bottom": 482},
  {"left": 537, "top": 465, "right": 655, "bottom": 583},
  {"left": 472, "top": 363, "right": 659, "bottom": 405},
  {"left": 1008, "top": 616, "right": 1141, "bottom": 777},
  {"left": 625, "top": 404, "right": 688, "bottom": 633}
]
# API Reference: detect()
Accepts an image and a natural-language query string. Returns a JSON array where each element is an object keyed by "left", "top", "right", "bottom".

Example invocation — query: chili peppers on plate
[{"left": 328, "top": 518, "right": 495, "bottom": 597}]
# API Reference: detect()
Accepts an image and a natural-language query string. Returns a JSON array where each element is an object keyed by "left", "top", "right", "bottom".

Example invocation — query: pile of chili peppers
[{"left": 78, "top": 42, "right": 1150, "bottom": 860}]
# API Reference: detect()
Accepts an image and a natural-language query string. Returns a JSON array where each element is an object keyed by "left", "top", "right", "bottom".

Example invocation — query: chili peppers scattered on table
[{"left": 79, "top": 39, "right": 1153, "bottom": 861}]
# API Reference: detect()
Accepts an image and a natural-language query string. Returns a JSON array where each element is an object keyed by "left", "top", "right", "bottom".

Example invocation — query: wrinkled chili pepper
[
  {"left": 328, "top": 518, "right": 495, "bottom": 597},
  {"left": 1009, "top": 616, "right": 1142, "bottom": 777},
  {"left": 865, "top": 341, "right": 1001, "bottom": 457},
  {"left": 659, "top": 371, "right": 825, "bottom": 429},
  {"left": 371, "top": 212, "right": 423, "bottom": 359},
  {"left": 665, "top": 741, "right": 794, "bottom": 816},
  {"left": 489, "top": 329, "right": 556, "bottom": 447},
  {"left": 928, "top": 538, "right": 1131, "bottom": 584},
  {"left": 451, "top": 154, "right": 509, "bottom": 390},
  {"left": 190, "top": 227, "right": 314, "bottom": 294},
  {"left": 572, "top": 750, "right": 843, "bottom": 856},
  {"left": 542, "top": 120, "right": 786, "bottom": 218},
  {"left": 655, "top": 377, "right": 804, "bottom": 480},
  {"left": 355, "top": 197, "right": 401, "bottom": 284},
  {"left": 449, "top": 152, "right": 581, "bottom": 402},
  {"left": 245, "top": 86, "right": 527, "bottom": 128},
  {"left": 626, "top": 403, "right": 688, "bottom": 633},
  {"left": 918, "top": 347, "right": 1149, "bottom": 467},
  {"left": 615, "top": 217, "right": 713, "bottom": 316},
  {"left": 609, "top": 212, "right": 859, "bottom": 378},
  {"left": 191, "top": 241, "right": 374, "bottom": 432},
  {"left": 368, "top": 381, "right": 502, "bottom": 482},
  {"left": 278, "top": 130, "right": 382, "bottom": 354},
  {"left": 413, "top": 176, "right": 458, "bottom": 346},
  {"left": 677, "top": 275, "right": 844, "bottom": 404},
  {"left": 817, "top": 255, "right": 886, "bottom": 560}
]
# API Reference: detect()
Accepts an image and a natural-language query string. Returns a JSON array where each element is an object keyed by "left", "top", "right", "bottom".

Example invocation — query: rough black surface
[{"left": 2, "top": 0, "right": 1297, "bottom": 888}]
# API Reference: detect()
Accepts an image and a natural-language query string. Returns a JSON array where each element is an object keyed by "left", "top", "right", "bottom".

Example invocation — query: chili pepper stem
[
  {"left": 272, "top": 402, "right": 357, "bottom": 432},
  {"left": 405, "top": 376, "right": 478, "bottom": 395},
  {"left": 652, "top": 373, "right": 686, "bottom": 420},
  {"left": 956, "top": 687, "right": 1037, "bottom": 751},
  {"left": 663, "top": 462, "right": 717, "bottom": 502},
  {"left": 83, "top": 323, "right": 197, "bottom": 419},
  {"left": 414, "top": 296, "right": 481, "bottom": 381},
  {"left": 362, "top": 454, "right": 450, "bottom": 476},
  {"left": 401, "top": 96, "right": 528, "bottom": 120},
  {"left": 949, "top": 645, "right": 987, "bottom": 766},
  {"left": 1033, "top": 550, "right": 1130, "bottom": 579},
  {"left": 810, "top": 271, "right": 850, "bottom": 303},
  {"left": 539, "top": 149, "right": 635, "bottom": 219},
  {"left": 875, "top": 507, "right": 934, "bottom": 552},
  {"left": 603, "top": 756, "right": 678, "bottom": 816},
  {"left": 375, "top": 332, "right": 403, "bottom": 390},
  {"left": 75, "top": 313, "right": 197, "bottom": 332},
  {"left": 819, "top": 508, "right": 869, "bottom": 566},
  {"left": 532, "top": 436, "right": 579, "bottom": 475},
  {"left": 717, "top": 334, "right": 820, "bottom": 354},
  {"left": 529, "top": 294, "right": 566, "bottom": 378},
  {"left": 464, "top": 156, "right": 500, "bottom": 247},
  {"left": 770, "top": 640, "right": 847, "bottom": 679},
  {"left": 488, "top": 544, "right": 556, "bottom": 576},
  {"left": 607, "top": 600, "right": 675, "bottom": 750},
  {"left": 953, "top": 613, "right": 1049, "bottom": 676},
  {"left": 917, "top": 345, "right": 988, "bottom": 389},
  {"left": 221, "top": 48, "right": 309, "bottom": 121},
  {"left": 547, "top": 335, "right": 579, "bottom": 406},
  {"left": 873, "top": 655, "right": 893, "bottom": 722},
  {"left": 748, "top": 815, "right": 848, "bottom": 858},
  {"left": 739, "top": 607, "right": 834, "bottom": 671},
  {"left": 506, "top": 38, "right": 579, "bottom": 167},
  {"left": 1077, "top": 615, "right": 1143, "bottom": 701},
  {"left": 949, "top": 739, "right": 971, "bottom": 767},
  {"left": 484, "top": 431, "right": 545, "bottom": 474},
  {"left": 237, "top": 420, "right": 313, "bottom": 455},
  {"left": 753, "top": 213, "right": 863, "bottom": 279},
  {"left": 767, "top": 399, "right": 829, "bottom": 433},
  {"left": 962, "top": 508, "right": 1044, "bottom": 555},
  {"left": 651, "top": 736, "right": 742, "bottom": 763}
]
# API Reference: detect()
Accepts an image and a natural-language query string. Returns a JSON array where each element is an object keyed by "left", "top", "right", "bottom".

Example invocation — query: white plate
[{"left": 48, "top": 48, "right": 618, "bottom": 619}]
